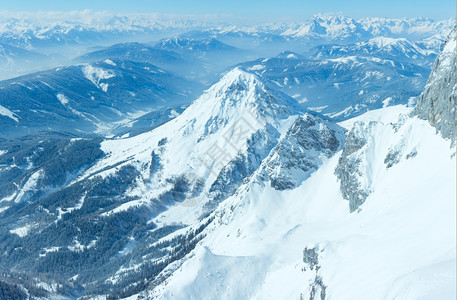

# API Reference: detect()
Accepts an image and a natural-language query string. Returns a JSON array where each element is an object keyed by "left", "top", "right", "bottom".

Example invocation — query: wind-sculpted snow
[{"left": 414, "top": 27, "right": 456, "bottom": 144}]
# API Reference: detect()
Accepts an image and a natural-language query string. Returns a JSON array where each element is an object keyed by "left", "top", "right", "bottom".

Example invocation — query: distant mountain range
[
  {"left": 309, "top": 36, "right": 436, "bottom": 66},
  {"left": 0, "top": 13, "right": 451, "bottom": 82},
  {"left": 0, "top": 15, "right": 446, "bottom": 138},
  {"left": 0, "top": 59, "right": 200, "bottom": 138},
  {"left": 0, "top": 14, "right": 453, "bottom": 52},
  {"left": 238, "top": 51, "right": 429, "bottom": 120}
]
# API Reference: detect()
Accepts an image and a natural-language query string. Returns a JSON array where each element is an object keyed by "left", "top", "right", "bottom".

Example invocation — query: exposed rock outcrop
[
  {"left": 261, "top": 113, "right": 345, "bottom": 190},
  {"left": 414, "top": 27, "right": 456, "bottom": 144},
  {"left": 334, "top": 121, "right": 375, "bottom": 212}
]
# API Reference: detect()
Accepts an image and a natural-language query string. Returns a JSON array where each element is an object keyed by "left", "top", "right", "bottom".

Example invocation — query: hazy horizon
[
  {"left": 0, "top": 10, "right": 454, "bottom": 27},
  {"left": 0, "top": 0, "right": 455, "bottom": 22}
]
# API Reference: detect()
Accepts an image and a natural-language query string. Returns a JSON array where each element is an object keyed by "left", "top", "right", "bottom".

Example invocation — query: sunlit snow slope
[{"left": 145, "top": 104, "right": 455, "bottom": 300}]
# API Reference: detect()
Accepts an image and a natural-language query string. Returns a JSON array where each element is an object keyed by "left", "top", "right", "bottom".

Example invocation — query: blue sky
[{"left": 0, "top": 0, "right": 455, "bottom": 20}]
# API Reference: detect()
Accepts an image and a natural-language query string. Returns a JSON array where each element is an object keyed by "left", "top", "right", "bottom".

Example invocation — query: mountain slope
[
  {"left": 0, "top": 68, "right": 345, "bottom": 298},
  {"left": 76, "top": 67, "right": 303, "bottom": 217},
  {"left": 238, "top": 54, "right": 429, "bottom": 120},
  {"left": 309, "top": 37, "right": 436, "bottom": 66},
  {"left": 140, "top": 30, "right": 457, "bottom": 300},
  {"left": 145, "top": 103, "right": 455, "bottom": 300},
  {"left": 0, "top": 43, "right": 52, "bottom": 80},
  {"left": 0, "top": 15, "right": 455, "bottom": 299},
  {"left": 75, "top": 42, "right": 186, "bottom": 71},
  {"left": 155, "top": 37, "right": 238, "bottom": 55},
  {"left": 0, "top": 59, "right": 199, "bottom": 138}
]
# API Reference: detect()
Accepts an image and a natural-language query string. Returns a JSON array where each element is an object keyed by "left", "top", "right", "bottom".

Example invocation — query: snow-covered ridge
[
  {"left": 281, "top": 14, "right": 368, "bottom": 40},
  {"left": 363, "top": 36, "right": 432, "bottom": 55},
  {"left": 311, "top": 36, "right": 435, "bottom": 64},
  {"left": 140, "top": 31, "right": 457, "bottom": 298},
  {"left": 145, "top": 104, "right": 456, "bottom": 300},
  {"left": 359, "top": 16, "right": 455, "bottom": 38},
  {"left": 259, "top": 113, "right": 345, "bottom": 190},
  {"left": 75, "top": 67, "right": 303, "bottom": 221},
  {"left": 281, "top": 14, "right": 454, "bottom": 41}
]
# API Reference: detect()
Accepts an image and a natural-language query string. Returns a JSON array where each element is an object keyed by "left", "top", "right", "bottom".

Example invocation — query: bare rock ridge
[{"left": 414, "top": 27, "right": 456, "bottom": 144}]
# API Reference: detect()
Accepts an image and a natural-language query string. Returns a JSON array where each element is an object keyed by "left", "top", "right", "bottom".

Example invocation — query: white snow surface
[
  {"left": 56, "top": 93, "right": 69, "bottom": 105},
  {"left": 147, "top": 105, "right": 456, "bottom": 300},
  {"left": 82, "top": 64, "right": 115, "bottom": 92},
  {"left": 14, "top": 169, "right": 43, "bottom": 203},
  {"left": 0, "top": 104, "right": 18, "bottom": 122},
  {"left": 104, "top": 59, "right": 117, "bottom": 66},
  {"left": 10, "top": 223, "right": 33, "bottom": 237}
]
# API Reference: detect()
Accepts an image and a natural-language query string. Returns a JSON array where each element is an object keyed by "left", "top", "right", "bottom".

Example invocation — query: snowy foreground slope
[
  {"left": 140, "top": 30, "right": 457, "bottom": 300},
  {"left": 145, "top": 106, "right": 455, "bottom": 300}
]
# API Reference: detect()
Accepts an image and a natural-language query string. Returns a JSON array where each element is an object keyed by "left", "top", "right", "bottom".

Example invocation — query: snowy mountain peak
[
  {"left": 276, "top": 50, "right": 302, "bottom": 59},
  {"left": 367, "top": 36, "right": 408, "bottom": 47},
  {"left": 311, "top": 13, "right": 357, "bottom": 25},
  {"left": 207, "top": 67, "right": 262, "bottom": 99},
  {"left": 282, "top": 14, "right": 368, "bottom": 41},
  {"left": 80, "top": 67, "right": 303, "bottom": 211},
  {"left": 161, "top": 67, "right": 301, "bottom": 157},
  {"left": 193, "top": 67, "right": 300, "bottom": 121},
  {"left": 363, "top": 36, "right": 429, "bottom": 55},
  {"left": 215, "top": 67, "right": 259, "bottom": 88}
]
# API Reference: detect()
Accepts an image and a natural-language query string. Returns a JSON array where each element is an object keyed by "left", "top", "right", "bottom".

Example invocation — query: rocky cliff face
[
  {"left": 334, "top": 121, "right": 375, "bottom": 212},
  {"left": 261, "top": 113, "right": 345, "bottom": 190},
  {"left": 414, "top": 27, "right": 456, "bottom": 144}
]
